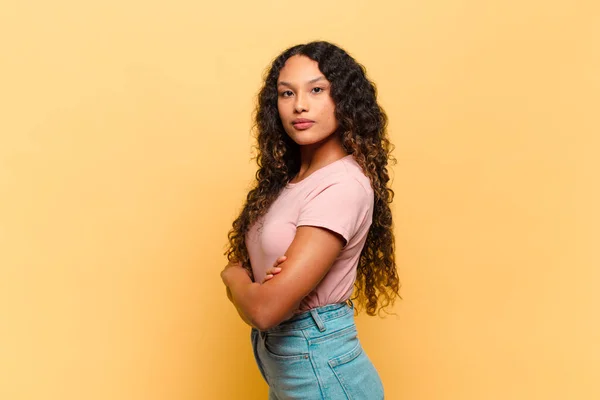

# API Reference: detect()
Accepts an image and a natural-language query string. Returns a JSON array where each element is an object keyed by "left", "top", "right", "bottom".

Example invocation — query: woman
[{"left": 221, "top": 41, "right": 400, "bottom": 399}]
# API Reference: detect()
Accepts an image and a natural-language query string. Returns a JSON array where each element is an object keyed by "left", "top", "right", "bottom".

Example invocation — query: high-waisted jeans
[{"left": 251, "top": 301, "right": 384, "bottom": 399}]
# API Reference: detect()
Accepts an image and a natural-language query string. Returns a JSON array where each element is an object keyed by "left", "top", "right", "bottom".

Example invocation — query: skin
[{"left": 221, "top": 55, "right": 349, "bottom": 331}]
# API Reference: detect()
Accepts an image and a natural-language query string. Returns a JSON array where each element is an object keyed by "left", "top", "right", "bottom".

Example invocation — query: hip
[{"left": 251, "top": 302, "right": 384, "bottom": 399}]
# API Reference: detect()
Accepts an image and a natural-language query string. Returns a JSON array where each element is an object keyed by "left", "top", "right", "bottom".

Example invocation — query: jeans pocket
[
  {"left": 328, "top": 342, "right": 384, "bottom": 400},
  {"left": 263, "top": 331, "right": 309, "bottom": 360},
  {"left": 260, "top": 332, "right": 321, "bottom": 399}
]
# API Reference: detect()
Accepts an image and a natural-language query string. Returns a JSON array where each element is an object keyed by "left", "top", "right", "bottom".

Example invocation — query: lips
[
  {"left": 292, "top": 119, "right": 315, "bottom": 130},
  {"left": 293, "top": 122, "right": 314, "bottom": 130}
]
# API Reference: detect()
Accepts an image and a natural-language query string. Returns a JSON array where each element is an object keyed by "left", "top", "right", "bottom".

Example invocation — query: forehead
[{"left": 277, "top": 55, "right": 325, "bottom": 82}]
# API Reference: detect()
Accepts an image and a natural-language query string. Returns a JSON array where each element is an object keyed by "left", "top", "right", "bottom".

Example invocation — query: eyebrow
[{"left": 277, "top": 76, "right": 327, "bottom": 87}]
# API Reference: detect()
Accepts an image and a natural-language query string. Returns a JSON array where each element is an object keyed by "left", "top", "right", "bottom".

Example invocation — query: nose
[{"left": 294, "top": 93, "right": 308, "bottom": 113}]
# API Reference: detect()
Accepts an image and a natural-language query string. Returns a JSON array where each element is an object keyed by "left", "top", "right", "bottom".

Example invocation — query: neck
[{"left": 295, "top": 133, "right": 348, "bottom": 180}]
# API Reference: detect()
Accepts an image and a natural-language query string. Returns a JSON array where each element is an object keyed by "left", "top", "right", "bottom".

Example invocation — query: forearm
[
  {"left": 225, "top": 269, "right": 263, "bottom": 328},
  {"left": 224, "top": 267, "right": 295, "bottom": 330},
  {"left": 226, "top": 286, "right": 254, "bottom": 327}
]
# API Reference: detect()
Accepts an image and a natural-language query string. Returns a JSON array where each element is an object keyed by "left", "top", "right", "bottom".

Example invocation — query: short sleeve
[{"left": 296, "top": 177, "right": 373, "bottom": 245}]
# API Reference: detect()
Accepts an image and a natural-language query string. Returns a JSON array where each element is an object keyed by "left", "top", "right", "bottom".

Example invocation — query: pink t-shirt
[{"left": 245, "top": 154, "right": 374, "bottom": 312}]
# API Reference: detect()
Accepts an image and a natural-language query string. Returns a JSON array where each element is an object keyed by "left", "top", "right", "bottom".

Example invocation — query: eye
[
  {"left": 280, "top": 90, "right": 293, "bottom": 98},
  {"left": 312, "top": 87, "right": 324, "bottom": 94}
]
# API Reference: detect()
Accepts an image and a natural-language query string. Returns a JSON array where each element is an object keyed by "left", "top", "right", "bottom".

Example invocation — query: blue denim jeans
[{"left": 251, "top": 301, "right": 384, "bottom": 399}]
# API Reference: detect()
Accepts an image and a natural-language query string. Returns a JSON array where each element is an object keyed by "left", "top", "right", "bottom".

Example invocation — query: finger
[
  {"left": 264, "top": 274, "right": 274, "bottom": 281},
  {"left": 273, "top": 256, "right": 287, "bottom": 267},
  {"left": 265, "top": 267, "right": 282, "bottom": 276}
]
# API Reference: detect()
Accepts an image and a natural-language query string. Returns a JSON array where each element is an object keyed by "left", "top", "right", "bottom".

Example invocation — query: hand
[{"left": 263, "top": 256, "right": 287, "bottom": 282}]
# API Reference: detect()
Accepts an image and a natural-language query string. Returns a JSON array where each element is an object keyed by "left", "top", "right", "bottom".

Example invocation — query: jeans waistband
[{"left": 265, "top": 299, "right": 355, "bottom": 333}]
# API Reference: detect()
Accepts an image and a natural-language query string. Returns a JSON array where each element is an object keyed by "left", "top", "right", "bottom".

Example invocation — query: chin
[
  {"left": 291, "top": 137, "right": 323, "bottom": 146},
  {"left": 288, "top": 132, "right": 333, "bottom": 147}
]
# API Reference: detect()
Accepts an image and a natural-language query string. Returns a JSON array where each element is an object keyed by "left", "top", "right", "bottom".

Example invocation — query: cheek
[
  {"left": 322, "top": 104, "right": 337, "bottom": 126},
  {"left": 278, "top": 102, "right": 292, "bottom": 120},
  {"left": 324, "top": 100, "right": 336, "bottom": 119}
]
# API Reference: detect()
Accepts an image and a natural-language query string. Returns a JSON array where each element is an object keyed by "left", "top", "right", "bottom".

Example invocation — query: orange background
[{"left": 1, "top": 1, "right": 598, "bottom": 399}]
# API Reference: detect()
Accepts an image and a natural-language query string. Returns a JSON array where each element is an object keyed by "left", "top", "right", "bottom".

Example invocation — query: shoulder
[
  {"left": 308, "top": 156, "right": 373, "bottom": 201},
  {"left": 340, "top": 156, "right": 374, "bottom": 197},
  {"left": 297, "top": 157, "right": 374, "bottom": 244}
]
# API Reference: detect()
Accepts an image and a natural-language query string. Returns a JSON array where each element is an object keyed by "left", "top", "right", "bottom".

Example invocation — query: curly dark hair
[{"left": 225, "top": 41, "right": 400, "bottom": 316}]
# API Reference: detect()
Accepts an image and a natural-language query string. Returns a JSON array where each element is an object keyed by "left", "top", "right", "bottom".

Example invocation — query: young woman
[{"left": 221, "top": 41, "right": 400, "bottom": 399}]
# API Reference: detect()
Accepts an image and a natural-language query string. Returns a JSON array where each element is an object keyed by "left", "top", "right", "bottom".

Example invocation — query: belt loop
[
  {"left": 310, "top": 309, "right": 326, "bottom": 332},
  {"left": 346, "top": 298, "right": 354, "bottom": 309}
]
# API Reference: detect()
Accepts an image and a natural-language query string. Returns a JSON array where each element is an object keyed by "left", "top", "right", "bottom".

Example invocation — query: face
[{"left": 277, "top": 55, "right": 339, "bottom": 146}]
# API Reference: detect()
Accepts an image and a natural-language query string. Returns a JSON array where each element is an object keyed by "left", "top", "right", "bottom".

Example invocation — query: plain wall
[{"left": 1, "top": 1, "right": 598, "bottom": 399}]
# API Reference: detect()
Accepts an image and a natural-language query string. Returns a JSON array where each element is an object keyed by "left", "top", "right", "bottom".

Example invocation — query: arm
[
  {"left": 221, "top": 226, "right": 345, "bottom": 331},
  {"left": 226, "top": 286, "right": 254, "bottom": 326},
  {"left": 223, "top": 256, "right": 286, "bottom": 327}
]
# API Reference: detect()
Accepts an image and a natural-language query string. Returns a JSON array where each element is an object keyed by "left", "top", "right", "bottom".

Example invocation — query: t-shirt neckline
[{"left": 285, "top": 154, "right": 354, "bottom": 189}]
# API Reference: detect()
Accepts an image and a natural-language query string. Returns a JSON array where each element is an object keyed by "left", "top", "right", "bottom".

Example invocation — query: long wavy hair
[{"left": 225, "top": 41, "right": 400, "bottom": 315}]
